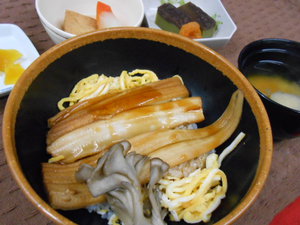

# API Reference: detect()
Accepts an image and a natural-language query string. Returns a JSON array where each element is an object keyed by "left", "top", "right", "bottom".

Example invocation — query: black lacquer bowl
[
  {"left": 238, "top": 38, "right": 300, "bottom": 140},
  {"left": 3, "top": 28, "right": 272, "bottom": 225}
]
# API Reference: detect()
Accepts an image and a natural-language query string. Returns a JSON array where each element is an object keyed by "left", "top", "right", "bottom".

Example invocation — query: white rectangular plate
[
  {"left": 143, "top": 0, "right": 237, "bottom": 49},
  {"left": 0, "top": 24, "right": 39, "bottom": 96}
]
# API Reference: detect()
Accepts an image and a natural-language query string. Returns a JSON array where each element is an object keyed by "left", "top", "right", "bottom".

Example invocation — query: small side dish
[
  {"left": 35, "top": 0, "right": 144, "bottom": 44},
  {"left": 238, "top": 38, "right": 300, "bottom": 138},
  {"left": 0, "top": 24, "right": 39, "bottom": 96},
  {"left": 143, "top": 0, "right": 237, "bottom": 49}
]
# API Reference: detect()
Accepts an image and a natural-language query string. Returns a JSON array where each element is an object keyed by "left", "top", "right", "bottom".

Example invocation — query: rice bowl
[{"left": 3, "top": 27, "right": 272, "bottom": 225}]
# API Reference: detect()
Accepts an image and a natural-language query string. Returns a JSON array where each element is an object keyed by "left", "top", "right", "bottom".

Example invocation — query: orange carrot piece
[
  {"left": 97, "top": 1, "right": 112, "bottom": 13},
  {"left": 96, "top": 1, "right": 112, "bottom": 29},
  {"left": 179, "top": 22, "right": 202, "bottom": 39}
]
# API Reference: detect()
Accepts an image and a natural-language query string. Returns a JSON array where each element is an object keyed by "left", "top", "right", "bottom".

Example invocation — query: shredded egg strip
[
  {"left": 159, "top": 132, "right": 245, "bottom": 223},
  {"left": 57, "top": 69, "right": 159, "bottom": 111}
]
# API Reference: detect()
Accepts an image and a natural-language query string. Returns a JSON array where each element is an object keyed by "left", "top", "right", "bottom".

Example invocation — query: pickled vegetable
[
  {"left": 4, "top": 63, "right": 25, "bottom": 85},
  {"left": 0, "top": 49, "right": 22, "bottom": 71},
  {"left": 0, "top": 49, "right": 24, "bottom": 85}
]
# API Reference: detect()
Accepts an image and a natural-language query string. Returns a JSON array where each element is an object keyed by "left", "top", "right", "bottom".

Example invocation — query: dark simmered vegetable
[
  {"left": 155, "top": 2, "right": 217, "bottom": 38},
  {"left": 155, "top": 3, "right": 192, "bottom": 33},
  {"left": 178, "top": 2, "right": 217, "bottom": 37}
]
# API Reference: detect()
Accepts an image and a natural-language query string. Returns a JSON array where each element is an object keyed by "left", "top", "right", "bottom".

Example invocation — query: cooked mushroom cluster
[{"left": 76, "top": 141, "right": 169, "bottom": 225}]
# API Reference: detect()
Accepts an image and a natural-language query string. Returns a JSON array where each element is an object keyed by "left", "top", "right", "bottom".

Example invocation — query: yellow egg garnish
[
  {"left": 159, "top": 154, "right": 227, "bottom": 223},
  {"left": 159, "top": 132, "right": 246, "bottom": 224},
  {"left": 57, "top": 69, "right": 160, "bottom": 110}
]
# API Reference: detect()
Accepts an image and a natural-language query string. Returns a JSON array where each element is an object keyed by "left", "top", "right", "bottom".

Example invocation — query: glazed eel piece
[
  {"left": 47, "top": 96, "right": 204, "bottom": 163},
  {"left": 47, "top": 76, "right": 189, "bottom": 144}
]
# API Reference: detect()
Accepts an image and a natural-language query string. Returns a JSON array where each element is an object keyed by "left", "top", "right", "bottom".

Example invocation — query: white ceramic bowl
[
  {"left": 143, "top": 0, "right": 237, "bottom": 49},
  {"left": 35, "top": 0, "right": 145, "bottom": 44}
]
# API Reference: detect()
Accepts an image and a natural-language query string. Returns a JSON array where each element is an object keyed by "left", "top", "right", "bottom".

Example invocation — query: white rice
[{"left": 87, "top": 203, "right": 122, "bottom": 225}]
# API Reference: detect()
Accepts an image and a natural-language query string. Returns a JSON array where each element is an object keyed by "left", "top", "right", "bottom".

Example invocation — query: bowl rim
[
  {"left": 238, "top": 38, "right": 300, "bottom": 68},
  {"left": 3, "top": 27, "right": 273, "bottom": 225},
  {"left": 238, "top": 38, "right": 300, "bottom": 54}
]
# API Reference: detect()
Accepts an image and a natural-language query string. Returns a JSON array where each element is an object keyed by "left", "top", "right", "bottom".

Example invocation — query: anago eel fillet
[
  {"left": 47, "top": 97, "right": 204, "bottom": 163},
  {"left": 47, "top": 77, "right": 189, "bottom": 144}
]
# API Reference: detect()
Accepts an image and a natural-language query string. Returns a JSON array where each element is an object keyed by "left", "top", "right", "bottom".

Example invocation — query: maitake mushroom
[{"left": 76, "top": 141, "right": 169, "bottom": 225}]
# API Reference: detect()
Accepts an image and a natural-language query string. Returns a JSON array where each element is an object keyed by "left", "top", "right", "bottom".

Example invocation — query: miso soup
[
  {"left": 248, "top": 74, "right": 300, "bottom": 97},
  {"left": 248, "top": 74, "right": 300, "bottom": 110}
]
